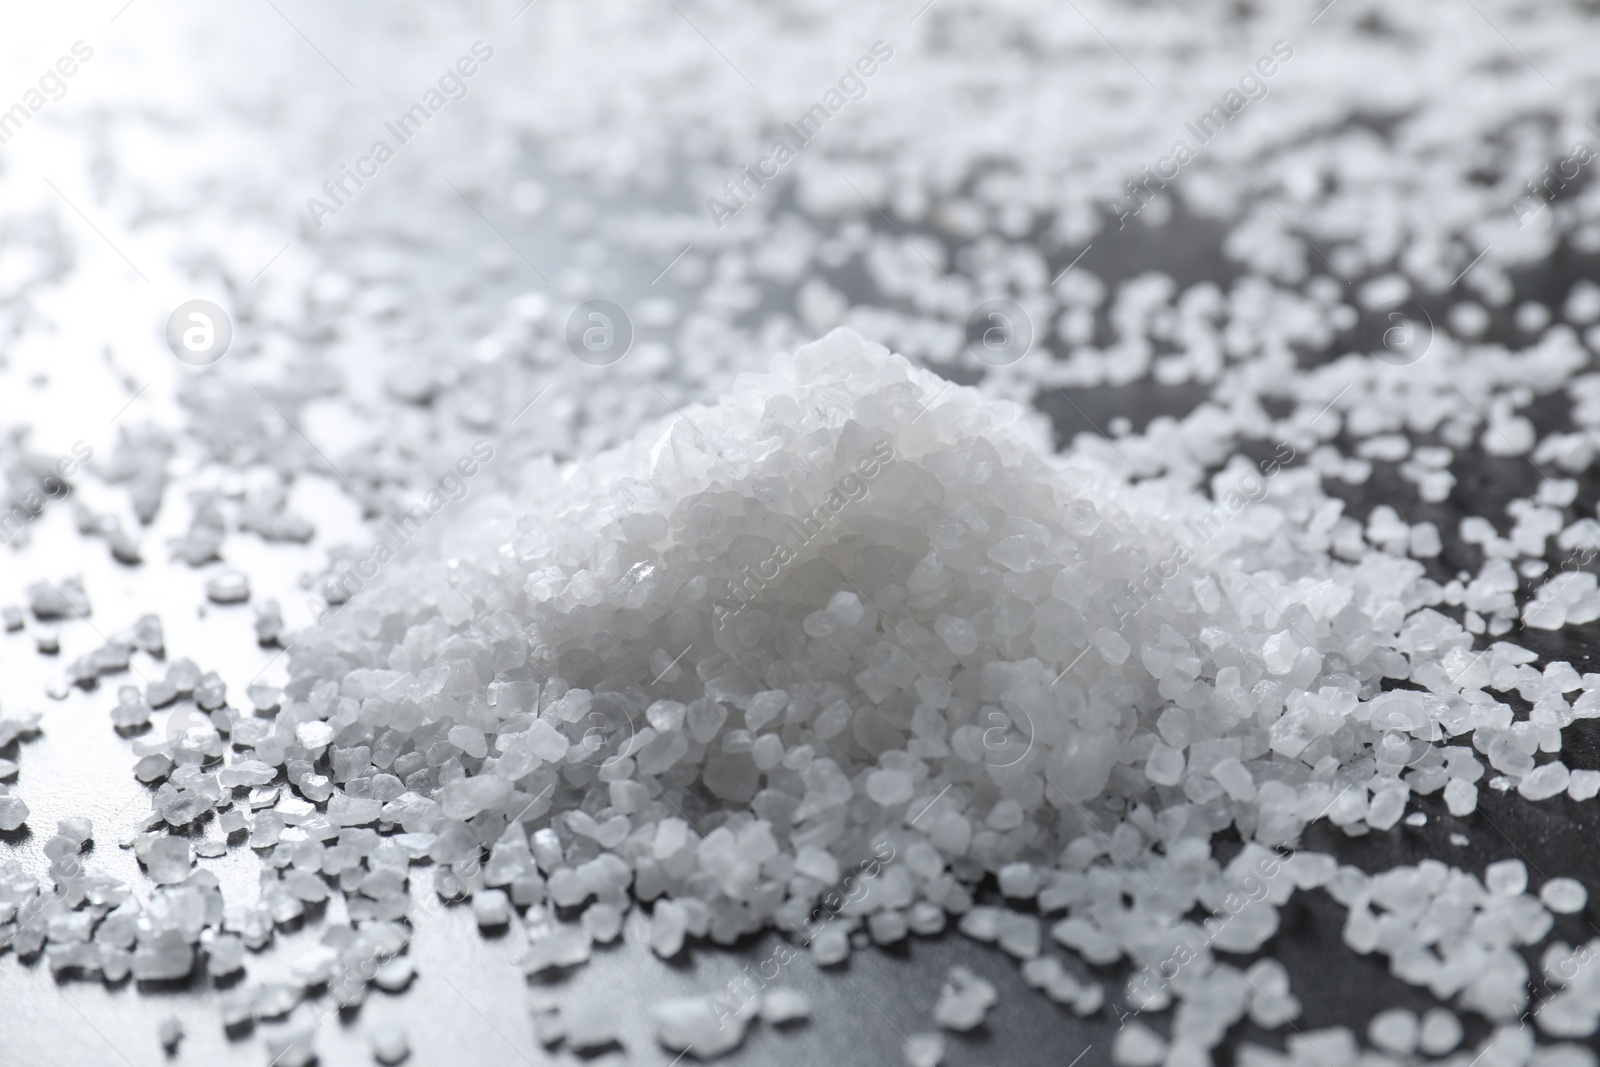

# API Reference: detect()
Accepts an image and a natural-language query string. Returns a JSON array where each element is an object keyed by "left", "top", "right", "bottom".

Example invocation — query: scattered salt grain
[
  {"left": 1486, "top": 859, "right": 1529, "bottom": 896},
  {"left": 1418, "top": 1008, "right": 1463, "bottom": 1054},
  {"left": 933, "top": 965, "right": 998, "bottom": 1030},
  {"left": 904, "top": 1032, "right": 945, "bottom": 1067},
  {"left": 760, "top": 989, "right": 811, "bottom": 1024},
  {"left": 473, "top": 889, "right": 510, "bottom": 927},
  {"left": 651, "top": 995, "right": 747, "bottom": 1059},
  {"left": 368, "top": 1022, "right": 410, "bottom": 1064},
  {"left": 0, "top": 794, "right": 29, "bottom": 831},
  {"left": 1569, "top": 769, "right": 1600, "bottom": 802},
  {"left": 562, "top": 1002, "right": 619, "bottom": 1051},
  {"left": 1540, "top": 878, "right": 1588, "bottom": 914},
  {"left": 1113, "top": 1022, "right": 1168, "bottom": 1066},
  {"left": 204, "top": 570, "right": 250, "bottom": 604},
  {"left": 1367, "top": 1008, "right": 1418, "bottom": 1054},
  {"left": 373, "top": 957, "right": 415, "bottom": 992},
  {"left": 811, "top": 926, "right": 850, "bottom": 966}
]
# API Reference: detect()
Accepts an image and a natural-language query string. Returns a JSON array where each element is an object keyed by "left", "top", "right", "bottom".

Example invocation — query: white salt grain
[
  {"left": 904, "top": 1032, "right": 945, "bottom": 1067},
  {"left": 1367, "top": 1008, "right": 1418, "bottom": 1054},
  {"left": 932, "top": 966, "right": 998, "bottom": 1031},
  {"left": 473, "top": 889, "right": 510, "bottom": 927},
  {"left": 1418, "top": 1008, "right": 1463, "bottom": 1054},
  {"left": 1445, "top": 778, "right": 1478, "bottom": 816},
  {"left": 1540, "top": 878, "right": 1588, "bottom": 914},
  {"left": 1568, "top": 769, "right": 1600, "bottom": 801},
  {"left": 760, "top": 989, "right": 810, "bottom": 1024},
  {"left": 652, "top": 995, "right": 747, "bottom": 1059},
  {"left": 1486, "top": 859, "right": 1529, "bottom": 896},
  {"left": 368, "top": 1022, "right": 410, "bottom": 1064},
  {"left": 810, "top": 926, "right": 850, "bottom": 966},
  {"left": 204, "top": 570, "right": 251, "bottom": 604},
  {"left": 1113, "top": 1022, "right": 1168, "bottom": 1066},
  {"left": 373, "top": 958, "right": 415, "bottom": 992}
]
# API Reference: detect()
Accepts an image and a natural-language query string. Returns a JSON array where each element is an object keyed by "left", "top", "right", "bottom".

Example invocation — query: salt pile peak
[
  {"left": 288, "top": 324, "right": 1451, "bottom": 920},
  {"left": 292, "top": 328, "right": 1206, "bottom": 854}
]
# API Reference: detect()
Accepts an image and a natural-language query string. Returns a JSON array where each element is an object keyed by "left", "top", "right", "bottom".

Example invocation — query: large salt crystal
[
  {"left": 521, "top": 926, "right": 591, "bottom": 975},
  {"left": 1486, "top": 859, "right": 1529, "bottom": 896},
  {"left": 0, "top": 794, "right": 29, "bottom": 832},
  {"left": 933, "top": 965, "right": 998, "bottom": 1030},
  {"left": 1540, "top": 878, "right": 1588, "bottom": 914},
  {"left": 1520, "top": 762, "right": 1571, "bottom": 800},
  {"left": 651, "top": 995, "right": 748, "bottom": 1059},
  {"left": 368, "top": 1023, "right": 409, "bottom": 1064},
  {"left": 760, "top": 989, "right": 811, "bottom": 1024},
  {"left": 1418, "top": 1008, "right": 1463, "bottom": 1054}
]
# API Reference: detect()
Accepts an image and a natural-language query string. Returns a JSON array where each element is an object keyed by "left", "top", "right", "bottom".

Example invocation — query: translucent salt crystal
[
  {"left": 652, "top": 995, "right": 748, "bottom": 1058},
  {"left": 28, "top": 578, "right": 89, "bottom": 619},
  {"left": 904, "top": 1032, "right": 945, "bottom": 1067},
  {"left": 158, "top": 1016, "right": 183, "bottom": 1050},
  {"left": 289, "top": 945, "right": 339, "bottom": 986},
  {"left": 282, "top": 869, "right": 329, "bottom": 902},
  {"left": 253, "top": 983, "right": 303, "bottom": 1018},
  {"left": 868, "top": 910, "right": 908, "bottom": 944},
  {"left": 582, "top": 902, "right": 624, "bottom": 943},
  {"left": 0, "top": 758, "right": 15, "bottom": 780},
  {"left": 998, "top": 862, "right": 1039, "bottom": 898},
  {"left": 327, "top": 794, "right": 382, "bottom": 826},
  {"left": 760, "top": 989, "right": 810, "bottom": 1024},
  {"left": 1093, "top": 627, "right": 1130, "bottom": 665},
  {"left": 295, "top": 721, "right": 334, "bottom": 749},
  {"left": 650, "top": 900, "right": 688, "bottom": 957},
  {"left": 247, "top": 684, "right": 283, "bottom": 713},
  {"left": 473, "top": 889, "right": 511, "bottom": 926},
  {"left": 132, "top": 931, "right": 193, "bottom": 980},
  {"left": 262, "top": 1011, "right": 316, "bottom": 1067},
  {"left": 1539, "top": 878, "right": 1587, "bottom": 914},
  {"left": 1212, "top": 757, "right": 1255, "bottom": 801},
  {"left": 368, "top": 1022, "right": 410, "bottom": 1064},
  {"left": 1520, "top": 762, "right": 1570, "bottom": 800},
  {"left": 1569, "top": 769, "right": 1600, "bottom": 801},
  {"left": 1444, "top": 778, "right": 1478, "bottom": 816},
  {"left": 563, "top": 1002, "right": 619, "bottom": 1051},
  {"left": 908, "top": 902, "right": 946, "bottom": 935},
  {"left": 111, "top": 686, "right": 153, "bottom": 727},
  {"left": 144, "top": 837, "right": 192, "bottom": 884},
  {"left": 933, "top": 965, "right": 998, "bottom": 1030},
  {"left": 1145, "top": 743, "right": 1185, "bottom": 786},
  {"left": 1367, "top": 788, "right": 1407, "bottom": 831},
  {"left": 440, "top": 777, "right": 511, "bottom": 820},
  {"left": 811, "top": 925, "right": 850, "bottom": 965},
  {"left": 204, "top": 570, "right": 250, "bottom": 604},
  {"left": 1113, "top": 1022, "right": 1168, "bottom": 1066},
  {"left": 1418, "top": 1009, "right": 1462, "bottom": 1054},
  {"left": 1261, "top": 631, "right": 1298, "bottom": 675},
  {"left": 1485, "top": 858, "right": 1529, "bottom": 897},
  {"left": 1368, "top": 1008, "right": 1418, "bottom": 1054},
  {"left": 522, "top": 926, "right": 591, "bottom": 975},
  {"left": 0, "top": 795, "right": 30, "bottom": 831},
  {"left": 996, "top": 913, "right": 1041, "bottom": 959},
  {"left": 206, "top": 935, "right": 244, "bottom": 977},
  {"left": 374, "top": 957, "right": 415, "bottom": 991},
  {"left": 58, "top": 816, "right": 92, "bottom": 846},
  {"left": 192, "top": 672, "right": 226, "bottom": 711},
  {"left": 958, "top": 906, "right": 1000, "bottom": 942},
  {"left": 867, "top": 768, "right": 914, "bottom": 806}
]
